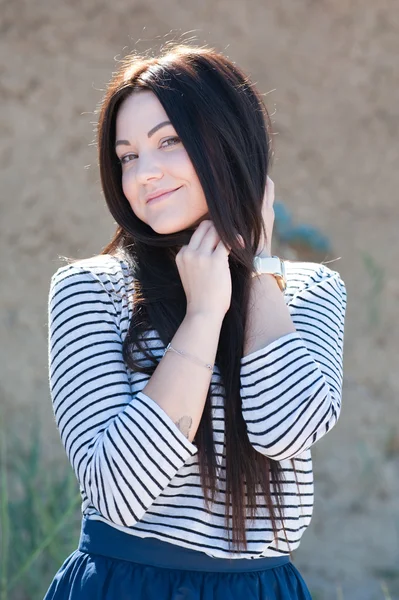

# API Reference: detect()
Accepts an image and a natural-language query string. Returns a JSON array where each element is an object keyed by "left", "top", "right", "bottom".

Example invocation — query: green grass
[{"left": 0, "top": 410, "right": 81, "bottom": 600}]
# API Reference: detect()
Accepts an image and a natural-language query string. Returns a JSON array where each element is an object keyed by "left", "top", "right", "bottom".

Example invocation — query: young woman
[{"left": 44, "top": 43, "right": 346, "bottom": 599}]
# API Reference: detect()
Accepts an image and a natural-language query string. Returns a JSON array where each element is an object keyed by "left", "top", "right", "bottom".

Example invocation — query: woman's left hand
[{"left": 255, "top": 176, "right": 275, "bottom": 257}]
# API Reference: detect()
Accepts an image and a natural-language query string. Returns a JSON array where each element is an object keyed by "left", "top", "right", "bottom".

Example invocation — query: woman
[{"left": 44, "top": 43, "right": 346, "bottom": 599}]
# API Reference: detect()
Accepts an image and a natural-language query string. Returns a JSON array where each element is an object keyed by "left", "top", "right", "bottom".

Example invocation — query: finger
[
  {"left": 266, "top": 176, "right": 275, "bottom": 207},
  {"left": 200, "top": 222, "right": 223, "bottom": 253},
  {"left": 188, "top": 220, "right": 213, "bottom": 250},
  {"left": 215, "top": 238, "right": 232, "bottom": 256}
]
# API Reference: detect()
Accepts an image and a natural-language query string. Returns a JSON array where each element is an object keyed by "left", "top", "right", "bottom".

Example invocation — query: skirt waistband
[{"left": 78, "top": 517, "right": 291, "bottom": 573}]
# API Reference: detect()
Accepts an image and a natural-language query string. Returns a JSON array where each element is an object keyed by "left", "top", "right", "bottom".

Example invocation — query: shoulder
[
  {"left": 49, "top": 253, "right": 134, "bottom": 302},
  {"left": 284, "top": 259, "right": 346, "bottom": 307}
]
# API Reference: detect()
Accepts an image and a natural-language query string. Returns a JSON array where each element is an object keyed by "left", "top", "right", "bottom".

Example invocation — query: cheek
[
  {"left": 121, "top": 170, "right": 136, "bottom": 200},
  {"left": 167, "top": 149, "right": 195, "bottom": 179}
]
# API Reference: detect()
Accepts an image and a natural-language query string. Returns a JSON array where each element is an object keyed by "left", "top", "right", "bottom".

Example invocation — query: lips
[{"left": 146, "top": 186, "right": 182, "bottom": 204}]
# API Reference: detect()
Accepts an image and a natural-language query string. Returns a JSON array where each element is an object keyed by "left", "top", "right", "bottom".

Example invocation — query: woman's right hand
[{"left": 176, "top": 220, "right": 235, "bottom": 320}]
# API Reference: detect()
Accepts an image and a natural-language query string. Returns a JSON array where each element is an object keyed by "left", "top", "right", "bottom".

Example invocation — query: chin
[
  {"left": 151, "top": 217, "right": 206, "bottom": 235},
  {"left": 149, "top": 222, "right": 184, "bottom": 235},
  {"left": 144, "top": 205, "right": 209, "bottom": 234}
]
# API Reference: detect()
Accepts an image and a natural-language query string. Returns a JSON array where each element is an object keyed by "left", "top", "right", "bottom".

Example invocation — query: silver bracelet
[{"left": 163, "top": 342, "right": 214, "bottom": 373}]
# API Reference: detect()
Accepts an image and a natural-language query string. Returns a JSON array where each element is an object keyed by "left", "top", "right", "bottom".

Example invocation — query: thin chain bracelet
[{"left": 163, "top": 343, "right": 214, "bottom": 373}]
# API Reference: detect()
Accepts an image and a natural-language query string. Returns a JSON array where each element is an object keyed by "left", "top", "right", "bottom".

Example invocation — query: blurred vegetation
[
  {"left": 0, "top": 409, "right": 81, "bottom": 600},
  {"left": 274, "top": 201, "right": 331, "bottom": 254}
]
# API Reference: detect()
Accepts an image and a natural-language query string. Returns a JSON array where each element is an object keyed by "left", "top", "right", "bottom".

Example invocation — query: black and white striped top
[{"left": 48, "top": 254, "right": 346, "bottom": 559}]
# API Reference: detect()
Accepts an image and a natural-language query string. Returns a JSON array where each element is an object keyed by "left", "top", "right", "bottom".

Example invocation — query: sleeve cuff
[{"left": 241, "top": 331, "right": 303, "bottom": 370}]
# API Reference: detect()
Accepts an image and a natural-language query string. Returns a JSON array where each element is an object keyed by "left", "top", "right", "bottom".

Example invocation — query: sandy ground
[{"left": 2, "top": 1, "right": 399, "bottom": 598}]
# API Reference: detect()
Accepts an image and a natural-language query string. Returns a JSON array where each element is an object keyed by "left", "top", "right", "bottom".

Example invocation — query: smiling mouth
[{"left": 146, "top": 186, "right": 182, "bottom": 205}]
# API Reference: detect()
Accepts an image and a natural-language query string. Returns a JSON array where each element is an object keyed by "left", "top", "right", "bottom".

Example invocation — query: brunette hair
[{"left": 96, "top": 43, "right": 299, "bottom": 553}]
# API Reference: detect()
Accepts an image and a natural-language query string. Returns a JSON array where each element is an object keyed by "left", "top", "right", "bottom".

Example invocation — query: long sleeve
[
  {"left": 48, "top": 264, "right": 198, "bottom": 528},
  {"left": 240, "top": 264, "right": 346, "bottom": 461}
]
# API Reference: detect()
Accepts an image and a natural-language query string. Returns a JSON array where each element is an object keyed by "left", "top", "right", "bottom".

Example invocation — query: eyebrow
[{"left": 115, "top": 120, "right": 172, "bottom": 148}]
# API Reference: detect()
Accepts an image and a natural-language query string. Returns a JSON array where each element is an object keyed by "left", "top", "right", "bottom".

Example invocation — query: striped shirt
[{"left": 48, "top": 254, "right": 346, "bottom": 559}]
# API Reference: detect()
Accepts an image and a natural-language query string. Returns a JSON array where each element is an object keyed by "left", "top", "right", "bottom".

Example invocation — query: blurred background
[{"left": 1, "top": 1, "right": 399, "bottom": 599}]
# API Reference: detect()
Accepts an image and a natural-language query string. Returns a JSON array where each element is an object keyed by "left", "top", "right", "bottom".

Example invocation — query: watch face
[{"left": 252, "top": 256, "right": 287, "bottom": 291}]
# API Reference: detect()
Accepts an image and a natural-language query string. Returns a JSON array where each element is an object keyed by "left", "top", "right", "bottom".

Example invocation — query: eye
[
  {"left": 119, "top": 153, "right": 137, "bottom": 165},
  {"left": 160, "top": 136, "right": 181, "bottom": 148}
]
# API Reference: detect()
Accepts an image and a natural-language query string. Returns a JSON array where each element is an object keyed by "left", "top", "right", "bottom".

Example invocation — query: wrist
[{"left": 251, "top": 271, "right": 282, "bottom": 289}]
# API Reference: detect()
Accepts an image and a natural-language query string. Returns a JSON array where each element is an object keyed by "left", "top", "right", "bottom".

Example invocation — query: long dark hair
[{"left": 96, "top": 43, "right": 299, "bottom": 553}]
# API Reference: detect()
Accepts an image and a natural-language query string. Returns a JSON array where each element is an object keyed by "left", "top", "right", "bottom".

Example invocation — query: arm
[
  {"left": 49, "top": 264, "right": 222, "bottom": 528},
  {"left": 141, "top": 312, "right": 223, "bottom": 443},
  {"left": 240, "top": 263, "right": 347, "bottom": 461}
]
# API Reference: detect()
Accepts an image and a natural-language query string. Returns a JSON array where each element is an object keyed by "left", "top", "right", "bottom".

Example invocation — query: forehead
[{"left": 116, "top": 90, "right": 168, "bottom": 134}]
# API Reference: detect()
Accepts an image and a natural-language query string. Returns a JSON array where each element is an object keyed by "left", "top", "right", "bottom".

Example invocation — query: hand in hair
[{"left": 175, "top": 220, "right": 237, "bottom": 320}]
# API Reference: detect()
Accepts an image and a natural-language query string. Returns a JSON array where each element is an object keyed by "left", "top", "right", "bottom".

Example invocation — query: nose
[{"left": 135, "top": 151, "right": 163, "bottom": 184}]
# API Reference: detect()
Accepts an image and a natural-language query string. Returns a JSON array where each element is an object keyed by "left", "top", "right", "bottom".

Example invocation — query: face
[{"left": 115, "top": 90, "right": 209, "bottom": 234}]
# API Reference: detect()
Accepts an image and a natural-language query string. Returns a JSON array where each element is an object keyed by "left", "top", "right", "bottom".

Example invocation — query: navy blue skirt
[{"left": 43, "top": 517, "right": 312, "bottom": 599}]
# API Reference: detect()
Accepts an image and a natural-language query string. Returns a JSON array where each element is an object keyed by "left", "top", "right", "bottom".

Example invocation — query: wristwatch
[{"left": 252, "top": 255, "right": 287, "bottom": 292}]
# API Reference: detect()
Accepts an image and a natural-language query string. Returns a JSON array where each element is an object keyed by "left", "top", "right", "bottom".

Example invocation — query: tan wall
[{"left": 2, "top": 1, "right": 398, "bottom": 598}]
